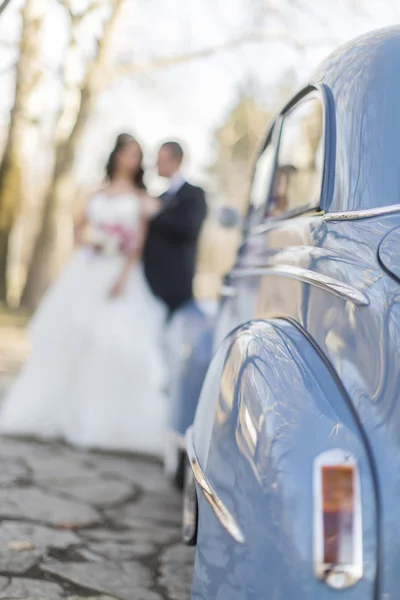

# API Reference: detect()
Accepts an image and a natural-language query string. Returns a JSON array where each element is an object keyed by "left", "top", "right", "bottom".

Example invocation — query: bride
[{"left": 0, "top": 133, "right": 168, "bottom": 456}]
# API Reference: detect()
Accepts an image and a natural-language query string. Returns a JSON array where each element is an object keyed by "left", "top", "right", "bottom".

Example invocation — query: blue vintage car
[
  {"left": 183, "top": 26, "right": 400, "bottom": 599},
  {"left": 164, "top": 300, "right": 215, "bottom": 488}
]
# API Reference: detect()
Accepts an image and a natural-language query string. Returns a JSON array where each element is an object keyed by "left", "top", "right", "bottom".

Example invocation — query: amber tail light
[{"left": 313, "top": 450, "right": 363, "bottom": 589}]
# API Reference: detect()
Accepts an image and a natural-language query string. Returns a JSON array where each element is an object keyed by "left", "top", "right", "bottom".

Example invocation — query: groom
[{"left": 144, "top": 141, "right": 207, "bottom": 316}]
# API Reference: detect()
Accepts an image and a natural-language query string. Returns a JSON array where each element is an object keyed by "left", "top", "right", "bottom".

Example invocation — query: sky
[{"left": 1, "top": 0, "right": 400, "bottom": 195}]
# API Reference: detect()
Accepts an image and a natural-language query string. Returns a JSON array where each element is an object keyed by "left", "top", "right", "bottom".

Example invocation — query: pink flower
[{"left": 100, "top": 224, "right": 136, "bottom": 254}]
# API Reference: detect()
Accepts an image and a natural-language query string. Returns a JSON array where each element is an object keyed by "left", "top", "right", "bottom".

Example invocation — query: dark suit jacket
[{"left": 143, "top": 182, "right": 207, "bottom": 313}]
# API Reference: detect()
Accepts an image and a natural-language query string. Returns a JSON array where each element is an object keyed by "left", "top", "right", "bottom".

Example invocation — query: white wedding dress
[{"left": 0, "top": 192, "right": 168, "bottom": 456}]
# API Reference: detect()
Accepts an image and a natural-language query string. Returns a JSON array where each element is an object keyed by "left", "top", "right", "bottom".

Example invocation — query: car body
[
  {"left": 183, "top": 26, "right": 400, "bottom": 599},
  {"left": 164, "top": 300, "right": 215, "bottom": 487}
]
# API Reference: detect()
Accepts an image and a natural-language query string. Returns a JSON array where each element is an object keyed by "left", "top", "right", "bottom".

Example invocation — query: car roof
[{"left": 311, "top": 26, "right": 400, "bottom": 213}]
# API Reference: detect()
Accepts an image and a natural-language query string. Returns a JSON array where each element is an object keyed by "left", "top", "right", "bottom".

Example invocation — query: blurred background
[{"left": 0, "top": 0, "right": 400, "bottom": 318}]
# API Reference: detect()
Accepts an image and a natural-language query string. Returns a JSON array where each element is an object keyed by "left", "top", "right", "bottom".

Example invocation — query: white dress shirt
[{"left": 168, "top": 172, "right": 185, "bottom": 195}]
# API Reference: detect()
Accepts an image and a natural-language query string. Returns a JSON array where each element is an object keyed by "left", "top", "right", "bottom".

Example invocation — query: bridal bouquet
[{"left": 89, "top": 224, "right": 135, "bottom": 256}]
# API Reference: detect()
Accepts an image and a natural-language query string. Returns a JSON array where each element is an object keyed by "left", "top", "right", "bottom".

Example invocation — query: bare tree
[
  {"left": 22, "top": 0, "right": 125, "bottom": 308},
  {"left": 21, "top": 4, "right": 309, "bottom": 308},
  {"left": 20, "top": 0, "right": 351, "bottom": 309},
  {"left": 0, "top": 0, "right": 45, "bottom": 302}
]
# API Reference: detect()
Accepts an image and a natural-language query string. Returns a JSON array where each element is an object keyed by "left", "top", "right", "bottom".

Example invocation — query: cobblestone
[
  {"left": 0, "top": 577, "right": 65, "bottom": 599},
  {"left": 0, "top": 487, "right": 101, "bottom": 527},
  {"left": 0, "top": 325, "right": 195, "bottom": 599},
  {"left": 0, "top": 436, "right": 195, "bottom": 599}
]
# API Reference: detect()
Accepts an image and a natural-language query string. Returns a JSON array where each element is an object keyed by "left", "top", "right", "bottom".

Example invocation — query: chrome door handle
[{"left": 221, "top": 284, "right": 237, "bottom": 298}]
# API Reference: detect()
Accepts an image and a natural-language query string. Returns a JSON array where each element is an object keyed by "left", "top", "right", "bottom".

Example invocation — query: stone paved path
[
  {"left": 0, "top": 436, "right": 195, "bottom": 600},
  {"left": 0, "top": 320, "right": 196, "bottom": 599}
]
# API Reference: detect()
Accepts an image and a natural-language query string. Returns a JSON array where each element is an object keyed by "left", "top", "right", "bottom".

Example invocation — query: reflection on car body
[{"left": 183, "top": 26, "right": 400, "bottom": 600}]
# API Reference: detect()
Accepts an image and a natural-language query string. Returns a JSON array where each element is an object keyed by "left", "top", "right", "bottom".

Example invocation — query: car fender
[{"left": 190, "top": 318, "right": 378, "bottom": 600}]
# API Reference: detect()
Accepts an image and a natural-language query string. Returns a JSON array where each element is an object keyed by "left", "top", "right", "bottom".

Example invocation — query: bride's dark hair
[{"left": 105, "top": 133, "right": 146, "bottom": 189}]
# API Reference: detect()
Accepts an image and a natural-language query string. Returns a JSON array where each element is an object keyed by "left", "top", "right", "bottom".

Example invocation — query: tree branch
[
  {"left": 114, "top": 32, "right": 305, "bottom": 81},
  {"left": 74, "top": 0, "right": 104, "bottom": 24},
  {"left": 92, "top": 0, "right": 124, "bottom": 65},
  {"left": 0, "top": 0, "right": 14, "bottom": 17},
  {"left": 58, "top": 0, "right": 73, "bottom": 19},
  {"left": 113, "top": 30, "right": 341, "bottom": 83},
  {"left": 58, "top": 0, "right": 104, "bottom": 23}
]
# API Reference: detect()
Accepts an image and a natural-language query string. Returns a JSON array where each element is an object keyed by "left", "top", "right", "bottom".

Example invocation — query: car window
[
  {"left": 247, "top": 127, "right": 277, "bottom": 228},
  {"left": 267, "top": 95, "right": 323, "bottom": 218}
]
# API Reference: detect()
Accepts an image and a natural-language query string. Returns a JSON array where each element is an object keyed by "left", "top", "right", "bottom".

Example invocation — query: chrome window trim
[
  {"left": 250, "top": 209, "right": 324, "bottom": 235},
  {"left": 250, "top": 203, "right": 400, "bottom": 235},
  {"left": 230, "top": 265, "right": 369, "bottom": 307},
  {"left": 186, "top": 427, "right": 245, "bottom": 544},
  {"left": 324, "top": 204, "right": 400, "bottom": 221},
  {"left": 247, "top": 84, "right": 329, "bottom": 231},
  {"left": 313, "top": 449, "right": 363, "bottom": 589},
  {"left": 268, "top": 88, "right": 325, "bottom": 218},
  {"left": 249, "top": 83, "right": 333, "bottom": 230},
  {"left": 245, "top": 118, "right": 281, "bottom": 232}
]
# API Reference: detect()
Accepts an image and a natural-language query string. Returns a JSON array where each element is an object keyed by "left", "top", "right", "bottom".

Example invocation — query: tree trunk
[
  {"left": 19, "top": 186, "right": 72, "bottom": 309},
  {"left": 0, "top": 152, "right": 23, "bottom": 302},
  {"left": 21, "top": 87, "right": 93, "bottom": 308},
  {"left": 0, "top": 229, "right": 10, "bottom": 300},
  {"left": 0, "top": 0, "right": 43, "bottom": 303},
  {"left": 21, "top": 0, "right": 125, "bottom": 309}
]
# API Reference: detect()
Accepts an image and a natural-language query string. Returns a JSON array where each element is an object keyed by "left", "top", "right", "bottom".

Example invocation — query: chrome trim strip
[
  {"left": 313, "top": 449, "right": 363, "bottom": 589},
  {"left": 186, "top": 427, "right": 245, "bottom": 544},
  {"left": 251, "top": 210, "right": 324, "bottom": 235},
  {"left": 182, "top": 458, "right": 198, "bottom": 545},
  {"left": 250, "top": 205, "right": 400, "bottom": 233},
  {"left": 231, "top": 265, "right": 369, "bottom": 306},
  {"left": 325, "top": 204, "right": 400, "bottom": 221}
]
